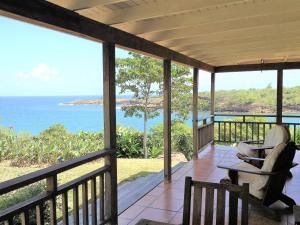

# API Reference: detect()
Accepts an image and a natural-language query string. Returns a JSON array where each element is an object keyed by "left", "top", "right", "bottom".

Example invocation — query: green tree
[
  {"left": 116, "top": 52, "right": 163, "bottom": 158},
  {"left": 171, "top": 64, "right": 193, "bottom": 121}
]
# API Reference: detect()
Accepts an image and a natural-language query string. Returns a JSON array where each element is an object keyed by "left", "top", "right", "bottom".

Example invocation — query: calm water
[{"left": 0, "top": 96, "right": 192, "bottom": 134}]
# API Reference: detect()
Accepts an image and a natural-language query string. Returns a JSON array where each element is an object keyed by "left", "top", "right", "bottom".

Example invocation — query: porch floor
[{"left": 118, "top": 144, "right": 300, "bottom": 225}]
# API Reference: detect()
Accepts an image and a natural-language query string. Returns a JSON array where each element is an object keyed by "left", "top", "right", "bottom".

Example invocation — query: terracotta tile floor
[{"left": 118, "top": 144, "right": 300, "bottom": 225}]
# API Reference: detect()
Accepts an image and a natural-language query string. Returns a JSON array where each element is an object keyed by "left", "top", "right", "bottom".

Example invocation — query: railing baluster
[
  {"left": 257, "top": 123, "right": 260, "bottom": 141},
  {"left": 4, "top": 218, "right": 13, "bottom": 225},
  {"left": 229, "top": 122, "right": 232, "bottom": 142},
  {"left": 240, "top": 123, "right": 242, "bottom": 141},
  {"left": 224, "top": 122, "right": 226, "bottom": 142},
  {"left": 251, "top": 123, "right": 254, "bottom": 140},
  {"left": 294, "top": 124, "right": 297, "bottom": 142},
  {"left": 73, "top": 187, "right": 79, "bottom": 225},
  {"left": 91, "top": 177, "right": 97, "bottom": 225},
  {"left": 20, "top": 211, "right": 29, "bottom": 225},
  {"left": 218, "top": 122, "right": 221, "bottom": 142},
  {"left": 62, "top": 192, "right": 69, "bottom": 225},
  {"left": 263, "top": 123, "right": 266, "bottom": 139},
  {"left": 234, "top": 122, "right": 237, "bottom": 142},
  {"left": 47, "top": 175, "right": 57, "bottom": 225},
  {"left": 82, "top": 181, "right": 89, "bottom": 225},
  {"left": 246, "top": 123, "right": 248, "bottom": 140},
  {"left": 100, "top": 174, "right": 105, "bottom": 222},
  {"left": 36, "top": 203, "right": 44, "bottom": 225}
]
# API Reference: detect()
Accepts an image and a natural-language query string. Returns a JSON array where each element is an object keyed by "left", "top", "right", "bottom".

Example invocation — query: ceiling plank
[
  {"left": 113, "top": 0, "right": 300, "bottom": 34},
  {"left": 0, "top": 0, "right": 214, "bottom": 71},
  {"left": 49, "top": 0, "right": 128, "bottom": 11},
  {"left": 140, "top": 10, "right": 300, "bottom": 42},
  {"left": 78, "top": 0, "right": 243, "bottom": 25},
  {"left": 172, "top": 35, "right": 300, "bottom": 53},
  {"left": 157, "top": 21, "right": 300, "bottom": 48}
]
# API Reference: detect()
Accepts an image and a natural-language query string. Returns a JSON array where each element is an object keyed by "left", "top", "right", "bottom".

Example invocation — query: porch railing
[
  {"left": 0, "top": 149, "right": 114, "bottom": 225},
  {"left": 198, "top": 113, "right": 300, "bottom": 147}
]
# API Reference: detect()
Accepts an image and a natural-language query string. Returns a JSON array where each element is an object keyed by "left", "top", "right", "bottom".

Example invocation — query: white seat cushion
[
  {"left": 234, "top": 162, "right": 264, "bottom": 199},
  {"left": 253, "top": 143, "right": 286, "bottom": 190}
]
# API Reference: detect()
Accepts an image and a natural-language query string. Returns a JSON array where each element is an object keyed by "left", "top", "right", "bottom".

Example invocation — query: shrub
[
  {"left": 150, "top": 122, "right": 192, "bottom": 160},
  {"left": 116, "top": 126, "right": 143, "bottom": 158}
]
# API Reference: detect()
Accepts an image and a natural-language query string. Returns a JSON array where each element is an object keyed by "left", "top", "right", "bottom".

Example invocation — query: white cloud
[{"left": 17, "top": 64, "right": 58, "bottom": 81}]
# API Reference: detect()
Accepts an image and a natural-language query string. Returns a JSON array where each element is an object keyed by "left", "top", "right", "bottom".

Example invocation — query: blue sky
[{"left": 0, "top": 16, "right": 299, "bottom": 96}]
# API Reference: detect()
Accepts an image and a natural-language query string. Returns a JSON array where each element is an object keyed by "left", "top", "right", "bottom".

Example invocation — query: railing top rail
[
  {"left": 214, "top": 113, "right": 300, "bottom": 118},
  {"left": 0, "top": 149, "right": 113, "bottom": 195}
]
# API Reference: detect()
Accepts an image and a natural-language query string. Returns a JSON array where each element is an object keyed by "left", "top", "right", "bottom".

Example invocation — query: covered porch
[
  {"left": 118, "top": 144, "right": 300, "bottom": 225},
  {"left": 1, "top": 1, "right": 300, "bottom": 225}
]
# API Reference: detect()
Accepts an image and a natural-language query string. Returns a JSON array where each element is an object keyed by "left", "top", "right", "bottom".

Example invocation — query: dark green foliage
[
  {"left": 116, "top": 126, "right": 143, "bottom": 158},
  {"left": 150, "top": 122, "right": 193, "bottom": 160}
]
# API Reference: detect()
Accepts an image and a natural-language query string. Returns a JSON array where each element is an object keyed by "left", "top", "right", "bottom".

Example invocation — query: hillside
[{"left": 199, "top": 86, "right": 300, "bottom": 113}]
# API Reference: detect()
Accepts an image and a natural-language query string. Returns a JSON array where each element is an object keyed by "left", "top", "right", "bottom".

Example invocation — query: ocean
[
  {"left": 0, "top": 96, "right": 192, "bottom": 135},
  {"left": 0, "top": 96, "right": 299, "bottom": 135}
]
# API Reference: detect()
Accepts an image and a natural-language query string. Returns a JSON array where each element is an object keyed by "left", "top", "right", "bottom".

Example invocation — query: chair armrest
[
  {"left": 242, "top": 156, "right": 265, "bottom": 161},
  {"left": 250, "top": 145, "right": 274, "bottom": 151},
  {"left": 217, "top": 164, "right": 277, "bottom": 175},
  {"left": 241, "top": 140, "right": 264, "bottom": 145}
]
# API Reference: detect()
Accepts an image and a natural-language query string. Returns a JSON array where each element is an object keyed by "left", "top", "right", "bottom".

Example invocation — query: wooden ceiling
[{"left": 46, "top": 0, "right": 300, "bottom": 66}]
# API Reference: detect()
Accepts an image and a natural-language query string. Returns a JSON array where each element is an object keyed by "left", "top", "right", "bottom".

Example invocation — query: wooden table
[{"left": 135, "top": 219, "right": 175, "bottom": 225}]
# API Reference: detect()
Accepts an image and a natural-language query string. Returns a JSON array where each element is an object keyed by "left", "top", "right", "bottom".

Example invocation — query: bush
[
  {"left": 150, "top": 122, "right": 193, "bottom": 160},
  {"left": 116, "top": 126, "right": 143, "bottom": 158}
]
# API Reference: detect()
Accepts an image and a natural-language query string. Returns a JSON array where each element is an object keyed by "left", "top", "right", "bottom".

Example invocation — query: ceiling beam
[
  {"left": 50, "top": 0, "right": 127, "bottom": 11},
  {"left": 79, "top": 0, "right": 242, "bottom": 25},
  {"left": 215, "top": 62, "right": 300, "bottom": 72},
  {"left": 114, "top": 0, "right": 300, "bottom": 34},
  {"left": 0, "top": 0, "right": 214, "bottom": 72}
]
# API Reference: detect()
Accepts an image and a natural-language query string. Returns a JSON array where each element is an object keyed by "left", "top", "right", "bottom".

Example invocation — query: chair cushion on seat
[
  {"left": 237, "top": 142, "right": 258, "bottom": 157},
  {"left": 235, "top": 162, "right": 264, "bottom": 199},
  {"left": 264, "top": 125, "right": 289, "bottom": 155},
  {"left": 253, "top": 143, "right": 287, "bottom": 190}
]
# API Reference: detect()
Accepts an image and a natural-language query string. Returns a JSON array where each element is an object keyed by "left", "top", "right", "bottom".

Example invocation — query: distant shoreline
[{"left": 62, "top": 97, "right": 163, "bottom": 108}]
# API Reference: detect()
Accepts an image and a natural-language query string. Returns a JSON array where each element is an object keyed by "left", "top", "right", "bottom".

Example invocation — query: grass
[{"left": 0, "top": 158, "right": 180, "bottom": 184}]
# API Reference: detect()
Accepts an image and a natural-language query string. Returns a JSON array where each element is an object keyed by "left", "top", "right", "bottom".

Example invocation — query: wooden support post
[
  {"left": 193, "top": 68, "right": 199, "bottom": 158},
  {"left": 164, "top": 59, "right": 172, "bottom": 182},
  {"left": 211, "top": 73, "right": 215, "bottom": 115},
  {"left": 276, "top": 69, "right": 283, "bottom": 125},
  {"left": 103, "top": 42, "right": 118, "bottom": 224},
  {"left": 211, "top": 72, "right": 215, "bottom": 144}
]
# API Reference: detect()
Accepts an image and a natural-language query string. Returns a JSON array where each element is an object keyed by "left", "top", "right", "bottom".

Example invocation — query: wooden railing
[
  {"left": 0, "top": 149, "right": 114, "bottom": 225},
  {"left": 198, "top": 115, "right": 215, "bottom": 149},
  {"left": 213, "top": 113, "right": 300, "bottom": 145}
]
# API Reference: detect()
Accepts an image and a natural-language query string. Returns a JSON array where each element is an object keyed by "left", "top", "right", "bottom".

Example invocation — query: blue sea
[{"left": 0, "top": 96, "right": 193, "bottom": 135}]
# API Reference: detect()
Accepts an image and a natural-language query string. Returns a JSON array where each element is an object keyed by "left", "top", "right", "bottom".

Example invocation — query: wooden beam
[
  {"left": 0, "top": 0, "right": 213, "bottom": 72},
  {"left": 114, "top": 0, "right": 298, "bottom": 34},
  {"left": 163, "top": 59, "right": 172, "bottom": 182},
  {"left": 215, "top": 62, "right": 300, "bottom": 72},
  {"left": 276, "top": 69, "right": 283, "bottom": 125},
  {"left": 103, "top": 42, "right": 118, "bottom": 224},
  {"left": 211, "top": 73, "right": 215, "bottom": 114},
  {"left": 193, "top": 68, "right": 199, "bottom": 158},
  {"left": 50, "top": 0, "right": 127, "bottom": 11}
]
